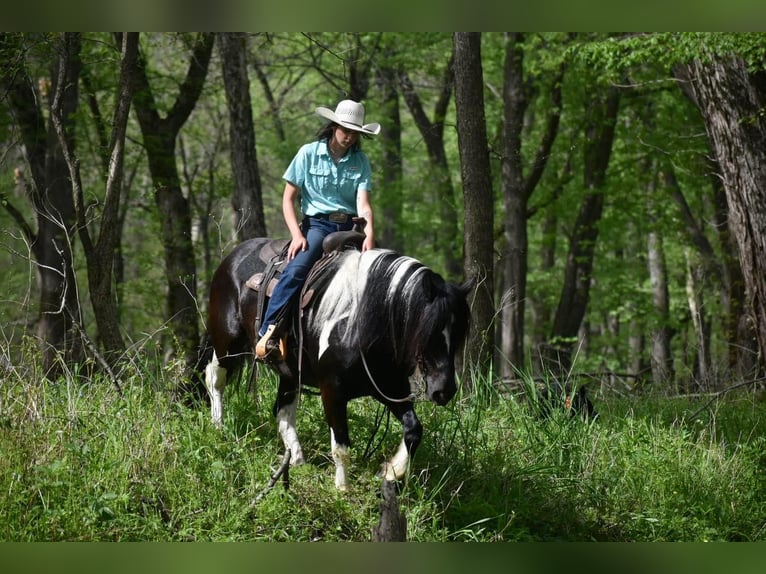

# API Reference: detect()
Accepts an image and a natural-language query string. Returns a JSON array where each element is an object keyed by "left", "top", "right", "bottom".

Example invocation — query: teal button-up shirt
[{"left": 283, "top": 140, "right": 372, "bottom": 216}]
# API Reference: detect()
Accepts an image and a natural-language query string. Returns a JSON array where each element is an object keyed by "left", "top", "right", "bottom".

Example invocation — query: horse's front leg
[
  {"left": 274, "top": 376, "right": 305, "bottom": 466},
  {"left": 205, "top": 351, "right": 227, "bottom": 427},
  {"left": 319, "top": 379, "right": 351, "bottom": 491},
  {"left": 382, "top": 403, "right": 423, "bottom": 481}
]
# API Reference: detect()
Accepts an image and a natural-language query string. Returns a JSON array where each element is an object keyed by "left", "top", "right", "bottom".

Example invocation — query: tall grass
[{"left": 1, "top": 351, "right": 764, "bottom": 541}]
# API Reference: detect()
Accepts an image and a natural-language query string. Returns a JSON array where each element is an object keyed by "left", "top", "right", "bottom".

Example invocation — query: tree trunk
[
  {"left": 499, "top": 33, "right": 564, "bottom": 377},
  {"left": 398, "top": 59, "right": 461, "bottom": 280},
  {"left": 50, "top": 33, "right": 139, "bottom": 365},
  {"left": 453, "top": 32, "right": 494, "bottom": 374},
  {"left": 549, "top": 85, "right": 620, "bottom": 371},
  {"left": 375, "top": 61, "right": 404, "bottom": 253},
  {"left": 528, "top": 156, "right": 571, "bottom": 353},
  {"left": 647, "top": 220, "right": 673, "bottom": 388},
  {"left": 684, "top": 56, "right": 766, "bottom": 373},
  {"left": 710, "top": 167, "right": 756, "bottom": 377},
  {"left": 130, "top": 33, "right": 215, "bottom": 374},
  {"left": 0, "top": 33, "right": 85, "bottom": 376},
  {"left": 685, "top": 249, "right": 711, "bottom": 390},
  {"left": 218, "top": 32, "right": 266, "bottom": 241},
  {"left": 500, "top": 32, "right": 527, "bottom": 377}
]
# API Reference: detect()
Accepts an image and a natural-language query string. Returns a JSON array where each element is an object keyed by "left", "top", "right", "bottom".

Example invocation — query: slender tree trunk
[
  {"left": 398, "top": 59, "right": 461, "bottom": 280},
  {"left": 499, "top": 33, "right": 565, "bottom": 377},
  {"left": 0, "top": 33, "right": 84, "bottom": 376},
  {"left": 549, "top": 85, "right": 620, "bottom": 372},
  {"left": 130, "top": 33, "right": 214, "bottom": 374},
  {"left": 647, "top": 224, "right": 673, "bottom": 388},
  {"left": 50, "top": 33, "right": 139, "bottom": 364},
  {"left": 376, "top": 61, "right": 404, "bottom": 252},
  {"left": 639, "top": 156, "right": 675, "bottom": 389},
  {"left": 528, "top": 155, "right": 570, "bottom": 353},
  {"left": 625, "top": 219, "right": 648, "bottom": 382},
  {"left": 685, "top": 250, "right": 711, "bottom": 390},
  {"left": 500, "top": 32, "right": 527, "bottom": 377},
  {"left": 218, "top": 32, "right": 266, "bottom": 241},
  {"left": 453, "top": 32, "right": 494, "bottom": 374},
  {"left": 628, "top": 318, "right": 645, "bottom": 380},
  {"left": 645, "top": 161, "right": 674, "bottom": 388},
  {"left": 529, "top": 206, "right": 557, "bottom": 349}
]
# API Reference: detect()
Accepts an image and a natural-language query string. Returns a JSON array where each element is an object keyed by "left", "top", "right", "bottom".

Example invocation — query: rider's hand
[{"left": 288, "top": 235, "right": 307, "bottom": 260}]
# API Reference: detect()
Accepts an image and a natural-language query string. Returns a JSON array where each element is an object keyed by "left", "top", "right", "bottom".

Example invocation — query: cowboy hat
[{"left": 316, "top": 100, "right": 381, "bottom": 135}]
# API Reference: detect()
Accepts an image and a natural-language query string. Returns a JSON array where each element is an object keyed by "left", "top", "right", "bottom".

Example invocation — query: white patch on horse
[
  {"left": 276, "top": 400, "right": 305, "bottom": 466},
  {"left": 313, "top": 250, "right": 388, "bottom": 358},
  {"left": 331, "top": 429, "right": 351, "bottom": 492},
  {"left": 382, "top": 438, "right": 409, "bottom": 481},
  {"left": 387, "top": 258, "right": 428, "bottom": 317},
  {"left": 385, "top": 256, "right": 418, "bottom": 296},
  {"left": 205, "top": 350, "right": 227, "bottom": 427},
  {"left": 317, "top": 317, "right": 343, "bottom": 360},
  {"left": 443, "top": 322, "right": 452, "bottom": 353}
]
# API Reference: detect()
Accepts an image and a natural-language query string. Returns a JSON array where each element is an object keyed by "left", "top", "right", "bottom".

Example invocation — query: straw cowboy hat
[{"left": 316, "top": 99, "right": 381, "bottom": 135}]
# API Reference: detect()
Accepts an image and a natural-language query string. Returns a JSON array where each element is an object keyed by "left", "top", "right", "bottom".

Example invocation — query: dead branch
[{"left": 253, "top": 449, "right": 291, "bottom": 505}]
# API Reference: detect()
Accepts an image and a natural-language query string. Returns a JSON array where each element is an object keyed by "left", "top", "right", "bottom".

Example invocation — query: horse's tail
[
  {"left": 194, "top": 330, "right": 213, "bottom": 368},
  {"left": 179, "top": 331, "right": 213, "bottom": 406}
]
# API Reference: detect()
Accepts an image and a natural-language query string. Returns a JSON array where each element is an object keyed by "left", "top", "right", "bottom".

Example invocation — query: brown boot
[{"left": 255, "top": 324, "right": 286, "bottom": 362}]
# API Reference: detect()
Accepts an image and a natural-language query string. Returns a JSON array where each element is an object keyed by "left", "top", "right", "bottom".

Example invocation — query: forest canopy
[{"left": 1, "top": 32, "right": 765, "bottom": 396}]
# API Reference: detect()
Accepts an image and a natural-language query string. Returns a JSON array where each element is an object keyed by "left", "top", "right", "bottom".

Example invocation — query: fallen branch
[
  {"left": 686, "top": 378, "right": 765, "bottom": 420},
  {"left": 253, "top": 449, "right": 291, "bottom": 504}
]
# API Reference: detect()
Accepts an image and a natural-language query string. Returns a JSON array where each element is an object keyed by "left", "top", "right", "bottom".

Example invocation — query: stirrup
[{"left": 255, "top": 324, "right": 286, "bottom": 362}]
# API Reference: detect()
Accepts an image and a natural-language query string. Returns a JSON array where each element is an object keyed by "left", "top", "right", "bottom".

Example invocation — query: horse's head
[
  {"left": 418, "top": 276, "right": 474, "bottom": 406},
  {"left": 349, "top": 251, "right": 474, "bottom": 405}
]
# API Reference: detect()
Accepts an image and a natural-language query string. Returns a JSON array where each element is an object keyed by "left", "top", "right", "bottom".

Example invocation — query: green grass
[{"left": 1, "top": 355, "right": 764, "bottom": 541}]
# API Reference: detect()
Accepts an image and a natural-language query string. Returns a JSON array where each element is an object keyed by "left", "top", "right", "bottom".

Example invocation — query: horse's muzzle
[{"left": 428, "top": 384, "right": 456, "bottom": 406}]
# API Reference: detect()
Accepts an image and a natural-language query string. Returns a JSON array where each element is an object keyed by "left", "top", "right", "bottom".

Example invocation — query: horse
[{"left": 202, "top": 235, "right": 472, "bottom": 491}]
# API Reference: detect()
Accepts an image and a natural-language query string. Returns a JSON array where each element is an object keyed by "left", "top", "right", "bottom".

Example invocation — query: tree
[
  {"left": 498, "top": 33, "right": 565, "bottom": 376},
  {"left": 0, "top": 33, "right": 84, "bottom": 375},
  {"left": 218, "top": 32, "right": 266, "bottom": 241},
  {"left": 681, "top": 53, "right": 766, "bottom": 374},
  {"left": 130, "top": 32, "right": 215, "bottom": 374},
  {"left": 375, "top": 55, "right": 404, "bottom": 253},
  {"left": 396, "top": 40, "right": 461, "bottom": 280},
  {"left": 646, "top": 161, "right": 674, "bottom": 386},
  {"left": 549, "top": 82, "right": 620, "bottom": 373},
  {"left": 453, "top": 32, "right": 494, "bottom": 373},
  {"left": 49, "top": 33, "right": 139, "bottom": 369}
]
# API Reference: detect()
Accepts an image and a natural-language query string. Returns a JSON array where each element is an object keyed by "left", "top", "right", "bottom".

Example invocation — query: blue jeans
[{"left": 259, "top": 216, "right": 354, "bottom": 337}]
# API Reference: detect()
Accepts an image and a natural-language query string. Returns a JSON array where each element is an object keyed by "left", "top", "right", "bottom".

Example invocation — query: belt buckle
[{"left": 328, "top": 212, "right": 347, "bottom": 223}]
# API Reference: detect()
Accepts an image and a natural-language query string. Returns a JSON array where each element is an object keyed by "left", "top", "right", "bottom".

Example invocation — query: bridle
[{"left": 359, "top": 347, "right": 427, "bottom": 404}]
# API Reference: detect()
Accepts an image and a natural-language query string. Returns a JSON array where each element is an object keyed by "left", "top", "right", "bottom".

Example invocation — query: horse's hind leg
[
  {"left": 205, "top": 350, "right": 227, "bottom": 427},
  {"left": 274, "top": 376, "right": 305, "bottom": 467},
  {"left": 382, "top": 404, "right": 423, "bottom": 481}
]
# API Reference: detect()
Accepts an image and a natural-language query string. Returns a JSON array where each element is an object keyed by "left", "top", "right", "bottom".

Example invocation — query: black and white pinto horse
[{"left": 203, "top": 237, "right": 472, "bottom": 491}]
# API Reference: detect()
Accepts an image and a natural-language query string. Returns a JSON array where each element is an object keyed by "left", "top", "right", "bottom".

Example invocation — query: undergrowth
[{"left": 0, "top": 353, "right": 764, "bottom": 541}]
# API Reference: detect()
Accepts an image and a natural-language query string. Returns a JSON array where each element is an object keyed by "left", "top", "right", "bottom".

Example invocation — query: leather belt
[{"left": 311, "top": 212, "right": 352, "bottom": 224}]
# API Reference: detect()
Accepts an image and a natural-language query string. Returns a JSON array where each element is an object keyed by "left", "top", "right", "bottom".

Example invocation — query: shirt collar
[{"left": 320, "top": 140, "right": 353, "bottom": 162}]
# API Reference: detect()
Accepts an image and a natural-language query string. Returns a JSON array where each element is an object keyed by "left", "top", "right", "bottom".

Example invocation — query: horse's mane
[{"left": 309, "top": 249, "right": 470, "bottom": 368}]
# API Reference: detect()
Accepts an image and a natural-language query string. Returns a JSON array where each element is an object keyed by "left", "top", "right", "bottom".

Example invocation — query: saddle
[{"left": 245, "top": 225, "right": 366, "bottom": 339}]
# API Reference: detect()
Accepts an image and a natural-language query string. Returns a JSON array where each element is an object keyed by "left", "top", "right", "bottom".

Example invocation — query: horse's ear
[{"left": 424, "top": 271, "right": 445, "bottom": 301}]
